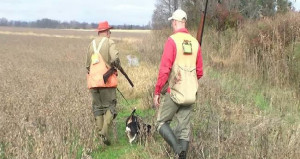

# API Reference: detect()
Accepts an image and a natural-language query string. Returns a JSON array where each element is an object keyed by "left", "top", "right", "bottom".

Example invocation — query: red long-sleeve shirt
[{"left": 154, "top": 28, "right": 203, "bottom": 95}]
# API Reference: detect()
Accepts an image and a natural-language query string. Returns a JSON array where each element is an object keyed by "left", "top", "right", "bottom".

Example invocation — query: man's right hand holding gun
[{"left": 103, "top": 59, "right": 134, "bottom": 87}]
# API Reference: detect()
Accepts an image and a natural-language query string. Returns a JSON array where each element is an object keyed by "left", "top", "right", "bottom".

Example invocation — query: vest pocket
[{"left": 170, "top": 65, "right": 198, "bottom": 105}]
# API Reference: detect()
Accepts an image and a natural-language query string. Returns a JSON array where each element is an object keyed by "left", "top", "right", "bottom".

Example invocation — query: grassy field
[
  {"left": 0, "top": 27, "right": 160, "bottom": 159},
  {"left": 1, "top": 11, "right": 300, "bottom": 159}
]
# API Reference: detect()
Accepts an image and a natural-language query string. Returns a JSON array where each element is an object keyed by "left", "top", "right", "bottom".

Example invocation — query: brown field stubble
[
  {"left": 0, "top": 28, "right": 152, "bottom": 158},
  {"left": 1, "top": 11, "right": 300, "bottom": 159},
  {"left": 0, "top": 33, "right": 94, "bottom": 158}
]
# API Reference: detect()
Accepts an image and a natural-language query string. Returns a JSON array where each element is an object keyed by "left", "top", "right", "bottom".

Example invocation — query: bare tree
[
  {"left": 151, "top": 0, "right": 293, "bottom": 29},
  {"left": 152, "top": 0, "right": 179, "bottom": 29}
]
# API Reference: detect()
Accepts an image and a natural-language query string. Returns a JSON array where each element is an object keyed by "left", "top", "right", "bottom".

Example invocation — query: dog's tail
[
  {"left": 131, "top": 107, "right": 136, "bottom": 116},
  {"left": 126, "top": 107, "right": 137, "bottom": 125}
]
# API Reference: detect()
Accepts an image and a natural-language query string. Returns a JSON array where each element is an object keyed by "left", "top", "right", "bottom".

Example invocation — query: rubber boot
[
  {"left": 179, "top": 139, "right": 189, "bottom": 159},
  {"left": 95, "top": 115, "right": 103, "bottom": 134},
  {"left": 100, "top": 110, "right": 113, "bottom": 145},
  {"left": 158, "top": 123, "right": 183, "bottom": 155}
]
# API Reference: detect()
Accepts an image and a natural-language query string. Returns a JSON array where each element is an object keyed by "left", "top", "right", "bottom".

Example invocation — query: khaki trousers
[{"left": 156, "top": 93, "right": 193, "bottom": 141}]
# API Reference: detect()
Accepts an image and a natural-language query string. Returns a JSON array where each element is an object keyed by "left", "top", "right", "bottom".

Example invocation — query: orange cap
[{"left": 97, "top": 21, "right": 113, "bottom": 32}]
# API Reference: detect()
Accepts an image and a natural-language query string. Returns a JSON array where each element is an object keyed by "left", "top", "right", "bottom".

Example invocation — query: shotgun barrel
[{"left": 196, "top": 0, "right": 209, "bottom": 46}]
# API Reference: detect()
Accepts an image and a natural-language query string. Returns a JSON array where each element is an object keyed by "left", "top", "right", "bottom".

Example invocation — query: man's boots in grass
[
  {"left": 95, "top": 115, "right": 103, "bottom": 133},
  {"left": 99, "top": 110, "right": 113, "bottom": 145},
  {"left": 159, "top": 123, "right": 183, "bottom": 155},
  {"left": 178, "top": 139, "right": 189, "bottom": 159}
]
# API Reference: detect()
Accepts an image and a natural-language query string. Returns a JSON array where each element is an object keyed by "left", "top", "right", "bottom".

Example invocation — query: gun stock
[
  {"left": 103, "top": 65, "right": 134, "bottom": 88},
  {"left": 103, "top": 67, "right": 116, "bottom": 84}
]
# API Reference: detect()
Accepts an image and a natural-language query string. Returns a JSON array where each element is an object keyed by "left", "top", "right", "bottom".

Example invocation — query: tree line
[
  {"left": 0, "top": 18, "right": 151, "bottom": 30},
  {"left": 0, "top": 0, "right": 296, "bottom": 30},
  {"left": 152, "top": 0, "right": 296, "bottom": 30}
]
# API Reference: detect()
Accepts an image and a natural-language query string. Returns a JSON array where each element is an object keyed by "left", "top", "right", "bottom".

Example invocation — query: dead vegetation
[
  {"left": 136, "top": 11, "right": 300, "bottom": 159},
  {"left": 0, "top": 11, "right": 300, "bottom": 159},
  {"left": 0, "top": 28, "right": 156, "bottom": 158}
]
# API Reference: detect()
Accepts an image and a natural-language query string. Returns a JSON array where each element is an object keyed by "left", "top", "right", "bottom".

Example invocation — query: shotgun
[
  {"left": 196, "top": 0, "right": 209, "bottom": 46},
  {"left": 103, "top": 62, "right": 134, "bottom": 88}
]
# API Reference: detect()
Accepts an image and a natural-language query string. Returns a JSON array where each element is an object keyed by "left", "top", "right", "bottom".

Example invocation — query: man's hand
[{"left": 153, "top": 94, "right": 160, "bottom": 109}]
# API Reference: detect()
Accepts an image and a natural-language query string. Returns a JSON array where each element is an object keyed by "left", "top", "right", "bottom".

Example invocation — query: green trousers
[
  {"left": 90, "top": 87, "right": 117, "bottom": 117},
  {"left": 156, "top": 93, "right": 193, "bottom": 141},
  {"left": 90, "top": 87, "right": 117, "bottom": 137}
]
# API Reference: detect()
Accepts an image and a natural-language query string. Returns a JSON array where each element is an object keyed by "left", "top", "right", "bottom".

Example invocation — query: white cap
[{"left": 168, "top": 9, "right": 187, "bottom": 21}]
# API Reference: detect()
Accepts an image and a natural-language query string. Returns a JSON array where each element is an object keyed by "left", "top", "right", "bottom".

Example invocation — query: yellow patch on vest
[{"left": 91, "top": 53, "right": 100, "bottom": 64}]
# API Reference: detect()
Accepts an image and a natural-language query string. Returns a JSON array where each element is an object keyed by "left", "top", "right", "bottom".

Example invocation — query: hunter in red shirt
[
  {"left": 154, "top": 28, "right": 203, "bottom": 96},
  {"left": 153, "top": 9, "right": 204, "bottom": 159}
]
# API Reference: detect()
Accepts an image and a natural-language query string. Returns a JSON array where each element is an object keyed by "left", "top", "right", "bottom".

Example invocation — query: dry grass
[
  {"left": 0, "top": 28, "right": 151, "bottom": 158},
  {"left": 134, "top": 12, "right": 300, "bottom": 159},
  {"left": 1, "top": 11, "right": 300, "bottom": 159},
  {"left": 0, "top": 26, "right": 150, "bottom": 42},
  {"left": 186, "top": 12, "right": 300, "bottom": 159},
  {"left": 0, "top": 33, "right": 94, "bottom": 158}
]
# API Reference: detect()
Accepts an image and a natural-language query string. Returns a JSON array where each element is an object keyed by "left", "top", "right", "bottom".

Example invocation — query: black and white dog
[{"left": 125, "top": 108, "right": 152, "bottom": 144}]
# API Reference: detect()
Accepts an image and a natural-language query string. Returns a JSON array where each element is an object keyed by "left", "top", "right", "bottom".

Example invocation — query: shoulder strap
[{"left": 92, "top": 37, "right": 107, "bottom": 54}]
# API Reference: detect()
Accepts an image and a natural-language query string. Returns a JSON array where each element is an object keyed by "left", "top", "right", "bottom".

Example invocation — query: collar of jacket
[{"left": 173, "top": 28, "right": 189, "bottom": 34}]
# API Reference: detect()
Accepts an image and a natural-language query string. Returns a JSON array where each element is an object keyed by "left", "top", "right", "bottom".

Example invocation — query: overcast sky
[
  {"left": 0, "top": 0, "right": 299, "bottom": 26},
  {"left": 0, "top": 0, "right": 156, "bottom": 25},
  {"left": 292, "top": 0, "right": 300, "bottom": 11}
]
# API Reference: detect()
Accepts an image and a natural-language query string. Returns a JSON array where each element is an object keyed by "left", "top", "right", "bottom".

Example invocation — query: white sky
[
  {"left": 292, "top": 0, "right": 300, "bottom": 11},
  {"left": 0, "top": 0, "right": 156, "bottom": 25},
  {"left": 0, "top": 0, "right": 299, "bottom": 25}
]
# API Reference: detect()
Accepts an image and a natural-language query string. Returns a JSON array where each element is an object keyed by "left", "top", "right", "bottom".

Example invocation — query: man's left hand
[{"left": 153, "top": 94, "right": 160, "bottom": 109}]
